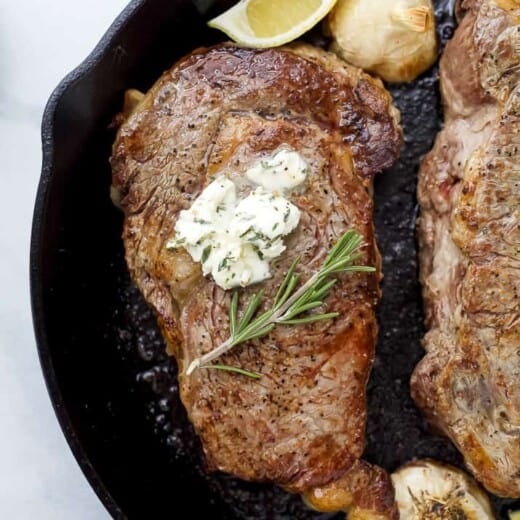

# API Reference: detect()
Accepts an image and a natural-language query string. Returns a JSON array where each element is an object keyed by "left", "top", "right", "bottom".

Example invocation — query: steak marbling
[
  {"left": 413, "top": 0, "right": 520, "bottom": 498},
  {"left": 111, "top": 43, "right": 401, "bottom": 518}
]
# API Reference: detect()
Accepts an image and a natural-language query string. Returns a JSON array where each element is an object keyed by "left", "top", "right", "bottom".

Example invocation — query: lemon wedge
[{"left": 208, "top": 0, "right": 338, "bottom": 48}]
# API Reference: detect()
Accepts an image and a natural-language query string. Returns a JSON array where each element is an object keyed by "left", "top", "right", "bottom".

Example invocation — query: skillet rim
[{"left": 30, "top": 1, "right": 148, "bottom": 517}]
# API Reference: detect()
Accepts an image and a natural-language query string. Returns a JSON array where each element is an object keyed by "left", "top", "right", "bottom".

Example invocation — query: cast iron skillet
[{"left": 31, "top": 0, "right": 519, "bottom": 518}]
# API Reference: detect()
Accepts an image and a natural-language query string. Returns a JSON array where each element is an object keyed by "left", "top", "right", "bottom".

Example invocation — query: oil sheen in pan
[{"left": 109, "top": 1, "right": 518, "bottom": 518}]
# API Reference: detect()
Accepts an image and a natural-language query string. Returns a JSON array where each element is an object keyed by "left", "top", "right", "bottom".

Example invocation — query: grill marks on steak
[
  {"left": 111, "top": 44, "right": 401, "bottom": 517},
  {"left": 413, "top": 0, "right": 520, "bottom": 498}
]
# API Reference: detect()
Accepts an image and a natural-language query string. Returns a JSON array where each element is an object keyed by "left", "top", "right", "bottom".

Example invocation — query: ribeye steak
[
  {"left": 413, "top": 0, "right": 520, "bottom": 498},
  {"left": 111, "top": 43, "right": 402, "bottom": 517}
]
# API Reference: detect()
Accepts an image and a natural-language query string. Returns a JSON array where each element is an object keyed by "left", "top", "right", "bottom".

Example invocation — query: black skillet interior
[{"left": 31, "top": 0, "right": 519, "bottom": 518}]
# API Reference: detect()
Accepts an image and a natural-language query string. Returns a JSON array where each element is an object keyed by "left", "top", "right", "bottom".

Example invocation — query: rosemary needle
[
  {"left": 186, "top": 230, "right": 374, "bottom": 377},
  {"left": 200, "top": 364, "right": 262, "bottom": 379}
]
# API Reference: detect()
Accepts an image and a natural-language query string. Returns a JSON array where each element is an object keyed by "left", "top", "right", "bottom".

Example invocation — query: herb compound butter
[
  {"left": 245, "top": 149, "right": 308, "bottom": 192},
  {"left": 167, "top": 152, "right": 307, "bottom": 289}
]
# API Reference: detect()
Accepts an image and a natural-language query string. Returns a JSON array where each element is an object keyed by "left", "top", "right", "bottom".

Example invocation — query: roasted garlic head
[
  {"left": 391, "top": 460, "right": 494, "bottom": 519},
  {"left": 328, "top": 0, "right": 437, "bottom": 83}
]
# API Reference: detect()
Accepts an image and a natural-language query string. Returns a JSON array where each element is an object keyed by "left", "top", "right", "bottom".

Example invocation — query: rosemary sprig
[{"left": 186, "top": 230, "right": 374, "bottom": 376}]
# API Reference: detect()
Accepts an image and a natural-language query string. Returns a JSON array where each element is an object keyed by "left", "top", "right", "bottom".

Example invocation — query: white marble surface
[{"left": 0, "top": 1, "right": 129, "bottom": 518}]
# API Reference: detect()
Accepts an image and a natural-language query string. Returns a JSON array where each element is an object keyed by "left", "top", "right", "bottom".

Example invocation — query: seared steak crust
[
  {"left": 111, "top": 43, "right": 401, "bottom": 516},
  {"left": 413, "top": 0, "right": 520, "bottom": 497}
]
